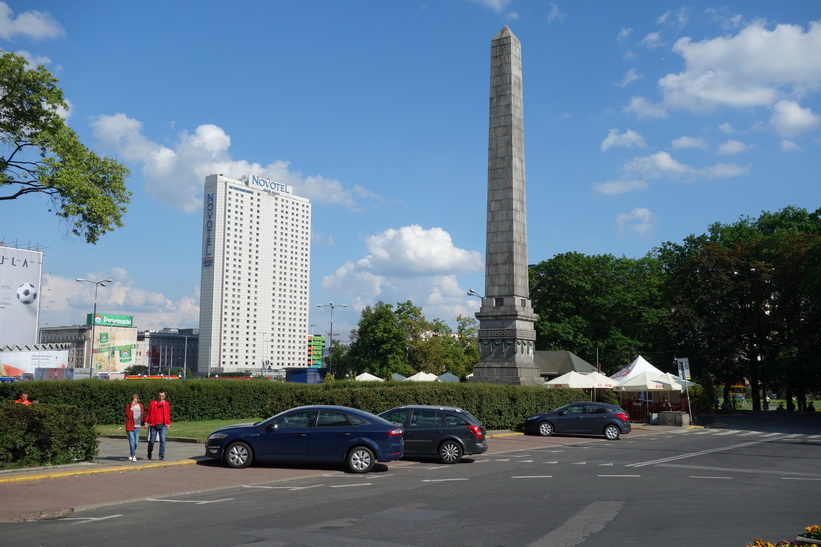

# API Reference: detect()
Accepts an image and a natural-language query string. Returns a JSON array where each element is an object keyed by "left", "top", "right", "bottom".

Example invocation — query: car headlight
[
  {"left": 207, "top": 433, "right": 228, "bottom": 441},
  {"left": 526, "top": 416, "right": 538, "bottom": 421}
]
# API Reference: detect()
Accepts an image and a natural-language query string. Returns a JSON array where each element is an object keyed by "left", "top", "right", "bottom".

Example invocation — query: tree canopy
[{"left": 0, "top": 52, "right": 130, "bottom": 243}]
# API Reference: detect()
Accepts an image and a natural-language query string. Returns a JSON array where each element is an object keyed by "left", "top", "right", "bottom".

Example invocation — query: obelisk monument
[{"left": 471, "top": 26, "right": 541, "bottom": 385}]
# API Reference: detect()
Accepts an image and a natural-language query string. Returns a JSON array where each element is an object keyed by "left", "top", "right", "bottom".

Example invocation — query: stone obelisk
[{"left": 471, "top": 26, "right": 541, "bottom": 385}]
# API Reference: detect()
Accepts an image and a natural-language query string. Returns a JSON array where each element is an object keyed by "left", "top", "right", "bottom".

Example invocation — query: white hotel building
[{"left": 197, "top": 174, "right": 311, "bottom": 376}]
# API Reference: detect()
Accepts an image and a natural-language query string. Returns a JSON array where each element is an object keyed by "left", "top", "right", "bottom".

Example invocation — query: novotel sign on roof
[
  {"left": 247, "top": 175, "right": 292, "bottom": 195},
  {"left": 86, "top": 314, "right": 134, "bottom": 327}
]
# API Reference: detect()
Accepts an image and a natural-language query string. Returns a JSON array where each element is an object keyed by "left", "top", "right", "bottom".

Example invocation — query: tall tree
[
  {"left": 529, "top": 252, "right": 670, "bottom": 374},
  {"left": 344, "top": 301, "right": 411, "bottom": 379},
  {"left": 0, "top": 52, "right": 130, "bottom": 243}
]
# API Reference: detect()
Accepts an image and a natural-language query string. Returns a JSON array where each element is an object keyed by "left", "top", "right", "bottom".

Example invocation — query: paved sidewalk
[{"left": 0, "top": 436, "right": 206, "bottom": 485}]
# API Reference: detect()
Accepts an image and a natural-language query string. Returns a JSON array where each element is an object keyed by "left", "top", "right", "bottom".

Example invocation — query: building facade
[
  {"left": 137, "top": 328, "right": 198, "bottom": 375},
  {"left": 197, "top": 174, "right": 311, "bottom": 376}
]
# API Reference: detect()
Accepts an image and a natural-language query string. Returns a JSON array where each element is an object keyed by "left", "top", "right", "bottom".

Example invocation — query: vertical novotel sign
[
  {"left": 247, "top": 175, "right": 292, "bottom": 195},
  {"left": 203, "top": 191, "right": 216, "bottom": 262}
]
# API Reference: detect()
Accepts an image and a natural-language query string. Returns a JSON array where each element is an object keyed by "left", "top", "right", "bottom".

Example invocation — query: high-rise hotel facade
[{"left": 197, "top": 174, "right": 311, "bottom": 376}]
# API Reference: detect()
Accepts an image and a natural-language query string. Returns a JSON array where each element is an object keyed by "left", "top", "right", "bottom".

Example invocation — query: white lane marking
[
  {"left": 599, "top": 463, "right": 614, "bottom": 466},
  {"left": 145, "top": 498, "right": 234, "bottom": 504},
  {"left": 626, "top": 439, "right": 773, "bottom": 468},
  {"left": 543, "top": 461, "right": 559, "bottom": 464},
  {"left": 63, "top": 515, "right": 122, "bottom": 525},
  {"left": 243, "top": 485, "right": 323, "bottom": 490},
  {"left": 571, "top": 462, "right": 587, "bottom": 465},
  {"left": 690, "top": 476, "right": 733, "bottom": 479},
  {"left": 781, "top": 477, "right": 821, "bottom": 481},
  {"left": 329, "top": 483, "right": 372, "bottom": 488},
  {"left": 495, "top": 458, "right": 511, "bottom": 462},
  {"left": 512, "top": 475, "right": 553, "bottom": 479},
  {"left": 598, "top": 474, "right": 640, "bottom": 478},
  {"left": 422, "top": 478, "right": 469, "bottom": 482}
]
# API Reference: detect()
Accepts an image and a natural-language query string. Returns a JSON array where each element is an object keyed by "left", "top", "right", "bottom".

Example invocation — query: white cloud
[
  {"left": 623, "top": 96, "right": 668, "bottom": 119},
  {"left": 700, "top": 163, "right": 750, "bottom": 179},
  {"left": 718, "top": 123, "right": 735, "bottom": 134},
  {"left": 91, "top": 114, "right": 379, "bottom": 213},
  {"left": 622, "top": 151, "right": 749, "bottom": 181},
  {"left": 671, "top": 136, "right": 708, "bottom": 149},
  {"left": 659, "top": 20, "right": 821, "bottom": 112},
  {"left": 321, "top": 225, "right": 482, "bottom": 323},
  {"left": 365, "top": 225, "right": 482, "bottom": 277},
  {"left": 770, "top": 100, "right": 821, "bottom": 136},
  {"left": 616, "top": 68, "right": 643, "bottom": 88},
  {"left": 546, "top": 3, "right": 564, "bottom": 24},
  {"left": 640, "top": 32, "right": 663, "bottom": 49},
  {"left": 469, "top": 0, "right": 511, "bottom": 13},
  {"left": 780, "top": 139, "right": 802, "bottom": 152},
  {"left": 623, "top": 152, "right": 691, "bottom": 179},
  {"left": 593, "top": 179, "right": 648, "bottom": 195},
  {"left": 601, "top": 128, "right": 645, "bottom": 152},
  {"left": 617, "top": 28, "right": 632, "bottom": 45},
  {"left": 717, "top": 139, "right": 748, "bottom": 155},
  {"left": 0, "top": 2, "right": 64, "bottom": 40},
  {"left": 616, "top": 208, "right": 656, "bottom": 239},
  {"left": 657, "top": 8, "right": 689, "bottom": 29},
  {"left": 43, "top": 269, "right": 199, "bottom": 331}
]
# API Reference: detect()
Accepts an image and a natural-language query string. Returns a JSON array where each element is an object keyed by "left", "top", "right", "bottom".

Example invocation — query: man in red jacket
[{"left": 145, "top": 390, "right": 171, "bottom": 460}]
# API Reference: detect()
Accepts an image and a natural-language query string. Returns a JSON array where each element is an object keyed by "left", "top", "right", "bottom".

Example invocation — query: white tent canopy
[
  {"left": 404, "top": 371, "right": 439, "bottom": 382},
  {"left": 546, "top": 371, "right": 615, "bottom": 389},
  {"left": 616, "top": 371, "right": 676, "bottom": 392},
  {"left": 611, "top": 355, "right": 666, "bottom": 383},
  {"left": 355, "top": 372, "right": 384, "bottom": 382}
]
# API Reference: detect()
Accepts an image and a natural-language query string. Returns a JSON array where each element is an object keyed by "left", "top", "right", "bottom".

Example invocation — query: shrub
[
  {"left": 1, "top": 380, "right": 586, "bottom": 431},
  {"left": 0, "top": 402, "right": 98, "bottom": 467}
]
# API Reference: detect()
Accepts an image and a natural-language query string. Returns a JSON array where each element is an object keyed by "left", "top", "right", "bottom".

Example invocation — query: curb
[{"left": 0, "top": 458, "right": 201, "bottom": 484}]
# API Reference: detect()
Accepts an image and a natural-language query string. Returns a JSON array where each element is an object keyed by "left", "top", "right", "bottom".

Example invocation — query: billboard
[
  {"left": 0, "top": 349, "right": 69, "bottom": 377},
  {"left": 0, "top": 246, "right": 44, "bottom": 346},
  {"left": 89, "top": 325, "right": 137, "bottom": 374},
  {"left": 85, "top": 313, "right": 133, "bottom": 327}
]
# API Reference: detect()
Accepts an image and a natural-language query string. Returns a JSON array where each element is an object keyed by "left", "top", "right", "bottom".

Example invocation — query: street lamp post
[
  {"left": 317, "top": 302, "right": 347, "bottom": 377},
  {"left": 260, "top": 331, "right": 268, "bottom": 377},
  {"left": 76, "top": 278, "right": 113, "bottom": 376},
  {"left": 467, "top": 288, "right": 484, "bottom": 300}
]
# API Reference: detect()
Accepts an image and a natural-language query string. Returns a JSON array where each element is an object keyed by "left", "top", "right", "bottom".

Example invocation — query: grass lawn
[{"left": 96, "top": 418, "right": 259, "bottom": 442}]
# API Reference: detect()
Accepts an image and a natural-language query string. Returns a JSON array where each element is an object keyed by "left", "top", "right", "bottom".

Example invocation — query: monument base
[{"left": 469, "top": 362, "right": 542, "bottom": 386}]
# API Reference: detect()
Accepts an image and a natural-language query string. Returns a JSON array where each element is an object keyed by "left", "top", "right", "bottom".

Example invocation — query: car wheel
[
  {"left": 347, "top": 446, "right": 375, "bottom": 473},
  {"left": 224, "top": 441, "right": 252, "bottom": 468},
  {"left": 604, "top": 425, "right": 621, "bottom": 440},
  {"left": 537, "top": 421, "right": 553, "bottom": 436},
  {"left": 439, "top": 440, "right": 463, "bottom": 464}
]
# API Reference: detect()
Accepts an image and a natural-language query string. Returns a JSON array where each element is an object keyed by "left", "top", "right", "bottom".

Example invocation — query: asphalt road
[{"left": 2, "top": 412, "right": 820, "bottom": 546}]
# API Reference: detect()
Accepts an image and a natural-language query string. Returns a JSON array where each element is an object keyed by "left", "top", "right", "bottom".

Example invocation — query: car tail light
[
  {"left": 389, "top": 427, "right": 404, "bottom": 437},
  {"left": 615, "top": 412, "right": 629, "bottom": 422},
  {"left": 468, "top": 425, "right": 484, "bottom": 439}
]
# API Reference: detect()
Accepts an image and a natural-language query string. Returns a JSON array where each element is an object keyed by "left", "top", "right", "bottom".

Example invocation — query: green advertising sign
[{"left": 86, "top": 314, "right": 134, "bottom": 327}]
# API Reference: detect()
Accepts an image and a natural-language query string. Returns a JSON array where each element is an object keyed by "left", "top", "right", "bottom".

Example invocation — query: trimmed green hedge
[
  {"left": 0, "top": 380, "right": 585, "bottom": 431},
  {"left": 0, "top": 402, "right": 98, "bottom": 467}
]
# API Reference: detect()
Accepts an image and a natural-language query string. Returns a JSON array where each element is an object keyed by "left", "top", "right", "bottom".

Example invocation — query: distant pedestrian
[
  {"left": 145, "top": 390, "right": 171, "bottom": 460},
  {"left": 14, "top": 392, "right": 32, "bottom": 405},
  {"left": 125, "top": 393, "right": 145, "bottom": 461}
]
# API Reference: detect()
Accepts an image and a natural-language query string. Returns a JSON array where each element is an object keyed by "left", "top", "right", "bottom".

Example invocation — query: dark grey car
[
  {"left": 379, "top": 405, "right": 488, "bottom": 464},
  {"left": 524, "top": 402, "right": 631, "bottom": 440}
]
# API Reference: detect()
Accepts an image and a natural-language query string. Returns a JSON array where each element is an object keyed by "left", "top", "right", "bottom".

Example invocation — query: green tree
[
  {"left": 344, "top": 301, "right": 412, "bottom": 379},
  {"left": 529, "top": 252, "right": 670, "bottom": 374},
  {"left": 0, "top": 52, "right": 130, "bottom": 243}
]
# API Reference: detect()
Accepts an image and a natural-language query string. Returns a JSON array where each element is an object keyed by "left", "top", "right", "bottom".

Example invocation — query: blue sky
[{"left": 2, "top": 1, "right": 820, "bottom": 342}]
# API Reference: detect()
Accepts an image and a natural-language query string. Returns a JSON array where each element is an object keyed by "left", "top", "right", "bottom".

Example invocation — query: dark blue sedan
[{"left": 205, "top": 405, "right": 404, "bottom": 473}]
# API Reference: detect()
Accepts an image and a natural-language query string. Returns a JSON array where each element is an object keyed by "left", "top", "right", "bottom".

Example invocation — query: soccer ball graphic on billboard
[{"left": 16, "top": 283, "right": 38, "bottom": 304}]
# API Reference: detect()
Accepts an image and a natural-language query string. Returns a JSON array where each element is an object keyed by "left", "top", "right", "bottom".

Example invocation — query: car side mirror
[{"left": 558, "top": 411, "right": 567, "bottom": 416}]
